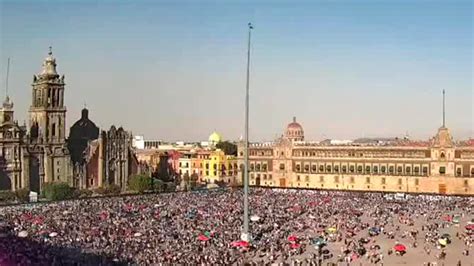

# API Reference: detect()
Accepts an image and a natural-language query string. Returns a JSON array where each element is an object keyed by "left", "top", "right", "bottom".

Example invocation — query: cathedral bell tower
[{"left": 29, "top": 47, "right": 66, "bottom": 143}]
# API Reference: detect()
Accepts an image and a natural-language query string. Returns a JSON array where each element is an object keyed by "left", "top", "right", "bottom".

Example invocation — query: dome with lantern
[
  {"left": 208, "top": 131, "right": 222, "bottom": 146},
  {"left": 285, "top": 117, "right": 304, "bottom": 142}
]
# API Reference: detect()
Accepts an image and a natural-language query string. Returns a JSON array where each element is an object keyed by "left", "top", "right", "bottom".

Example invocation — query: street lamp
[{"left": 241, "top": 22, "right": 253, "bottom": 243}]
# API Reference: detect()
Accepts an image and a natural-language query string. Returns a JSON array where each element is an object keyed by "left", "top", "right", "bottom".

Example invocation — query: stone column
[
  {"left": 44, "top": 153, "right": 52, "bottom": 184},
  {"left": 98, "top": 136, "right": 104, "bottom": 187}
]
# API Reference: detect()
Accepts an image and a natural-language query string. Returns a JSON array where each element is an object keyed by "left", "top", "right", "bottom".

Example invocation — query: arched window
[
  {"left": 319, "top": 165, "right": 324, "bottom": 172},
  {"left": 295, "top": 164, "right": 301, "bottom": 172},
  {"left": 304, "top": 165, "right": 310, "bottom": 172},
  {"left": 326, "top": 165, "right": 332, "bottom": 173},
  {"left": 365, "top": 166, "right": 371, "bottom": 173},
  {"left": 440, "top": 152, "right": 445, "bottom": 159},
  {"left": 312, "top": 165, "right": 317, "bottom": 173}
]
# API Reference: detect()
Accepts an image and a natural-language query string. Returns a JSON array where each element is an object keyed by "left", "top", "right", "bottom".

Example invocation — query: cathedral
[{"left": 0, "top": 48, "right": 141, "bottom": 193}]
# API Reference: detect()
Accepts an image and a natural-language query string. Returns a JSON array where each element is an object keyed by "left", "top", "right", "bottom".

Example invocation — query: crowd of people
[{"left": 0, "top": 188, "right": 473, "bottom": 265}]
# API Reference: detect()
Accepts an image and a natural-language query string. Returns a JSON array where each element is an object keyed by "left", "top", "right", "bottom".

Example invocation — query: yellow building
[
  {"left": 203, "top": 149, "right": 239, "bottom": 184},
  {"left": 238, "top": 116, "right": 474, "bottom": 195}
]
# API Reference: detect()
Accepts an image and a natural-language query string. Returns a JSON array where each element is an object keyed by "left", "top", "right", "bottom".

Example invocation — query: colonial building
[
  {"left": 0, "top": 49, "right": 144, "bottom": 193},
  {"left": 238, "top": 116, "right": 474, "bottom": 195},
  {"left": 0, "top": 96, "right": 27, "bottom": 191},
  {"left": 0, "top": 48, "right": 73, "bottom": 192},
  {"left": 78, "top": 126, "right": 142, "bottom": 190}
]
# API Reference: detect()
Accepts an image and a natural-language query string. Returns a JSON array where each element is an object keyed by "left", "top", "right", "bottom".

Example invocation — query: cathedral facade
[
  {"left": 0, "top": 49, "right": 142, "bottom": 193},
  {"left": 0, "top": 49, "right": 73, "bottom": 192}
]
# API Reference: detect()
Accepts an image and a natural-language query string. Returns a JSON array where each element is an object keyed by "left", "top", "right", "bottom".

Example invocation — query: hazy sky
[{"left": 0, "top": 0, "right": 472, "bottom": 142}]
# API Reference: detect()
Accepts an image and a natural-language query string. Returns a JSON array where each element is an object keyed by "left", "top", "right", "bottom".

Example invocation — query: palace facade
[{"left": 238, "top": 117, "right": 474, "bottom": 195}]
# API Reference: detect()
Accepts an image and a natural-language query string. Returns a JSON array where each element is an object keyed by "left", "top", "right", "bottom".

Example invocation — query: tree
[
  {"left": 15, "top": 188, "right": 30, "bottom": 203},
  {"left": 183, "top": 172, "right": 190, "bottom": 190},
  {"left": 216, "top": 141, "right": 238, "bottom": 156},
  {"left": 128, "top": 174, "right": 151, "bottom": 193},
  {"left": 42, "top": 183, "right": 76, "bottom": 201},
  {"left": 0, "top": 190, "right": 15, "bottom": 202},
  {"left": 190, "top": 173, "right": 199, "bottom": 190}
]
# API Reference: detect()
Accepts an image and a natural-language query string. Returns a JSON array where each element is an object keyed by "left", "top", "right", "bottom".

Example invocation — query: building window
[
  {"left": 262, "top": 164, "right": 267, "bottom": 171},
  {"left": 305, "top": 176, "right": 310, "bottom": 182},
  {"left": 250, "top": 173, "right": 254, "bottom": 179},
  {"left": 279, "top": 163, "right": 285, "bottom": 170},
  {"left": 406, "top": 167, "right": 411, "bottom": 174},
  {"left": 415, "top": 178, "right": 419, "bottom": 186},
  {"left": 464, "top": 179, "right": 469, "bottom": 187},
  {"left": 326, "top": 165, "right": 332, "bottom": 173},
  {"left": 440, "top": 152, "right": 445, "bottom": 159},
  {"left": 398, "top": 178, "right": 402, "bottom": 185},
  {"left": 439, "top": 166, "right": 446, "bottom": 175},
  {"left": 365, "top": 177, "right": 370, "bottom": 184},
  {"left": 456, "top": 168, "right": 462, "bottom": 177},
  {"left": 319, "top": 176, "right": 324, "bottom": 182},
  {"left": 334, "top": 165, "right": 339, "bottom": 173},
  {"left": 381, "top": 178, "right": 386, "bottom": 185},
  {"left": 357, "top": 166, "right": 363, "bottom": 174},
  {"left": 365, "top": 166, "right": 371, "bottom": 173},
  {"left": 312, "top": 165, "right": 317, "bottom": 173},
  {"left": 334, "top": 176, "right": 339, "bottom": 183},
  {"left": 381, "top": 166, "right": 386, "bottom": 173},
  {"left": 389, "top": 166, "right": 394, "bottom": 174},
  {"left": 342, "top": 165, "right": 347, "bottom": 173},
  {"left": 250, "top": 164, "right": 254, "bottom": 171},
  {"left": 256, "top": 164, "right": 261, "bottom": 171},
  {"left": 304, "top": 165, "right": 310, "bottom": 172},
  {"left": 373, "top": 166, "right": 378, "bottom": 174},
  {"left": 319, "top": 165, "right": 324, "bottom": 172},
  {"left": 414, "top": 166, "right": 420, "bottom": 175},
  {"left": 397, "top": 166, "right": 403, "bottom": 174},
  {"left": 349, "top": 165, "right": 355, "bottom": 173},
  {"left": 51, "top": 123, "right": 56, "bottom": 137},
  {"left": 423, "top": 167, "right": 428, "bottom": 175},
  {"left": 297, "top": 175, "right": 301, "bottom": 182}
]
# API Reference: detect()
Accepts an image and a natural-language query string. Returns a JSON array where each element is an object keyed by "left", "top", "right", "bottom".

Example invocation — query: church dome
[
  {"left": 285, "top": 117, "right": 304, "bottom": 142},
  {"left": 209, "top": 131, "right": 222, "bottom": 144}
]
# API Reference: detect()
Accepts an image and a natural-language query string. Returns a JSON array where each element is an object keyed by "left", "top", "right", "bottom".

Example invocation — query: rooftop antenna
[
  {"left": 5, "top": 57, "right": 10, "bottom": 98},
  {"left": 442, "top": 89, "right": 446, "bottom": 127}
]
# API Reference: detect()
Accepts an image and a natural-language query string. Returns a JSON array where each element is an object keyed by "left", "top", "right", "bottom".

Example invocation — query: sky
[{"left": 0, "top": 0, "right": 472, "bottom": 142}]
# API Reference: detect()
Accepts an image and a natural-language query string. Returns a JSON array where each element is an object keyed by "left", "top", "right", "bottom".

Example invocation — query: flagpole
[{"left": 241, "top": 22, "right": 253, "bottom": 242}]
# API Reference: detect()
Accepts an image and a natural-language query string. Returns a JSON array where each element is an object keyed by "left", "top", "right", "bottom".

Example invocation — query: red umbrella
[
  {"left": 231, "top": 240, "right": 249, "bottom": 248},
  {"left": 198, "top": 235, "right": 209, "bottom": 241},
  {"left": 288, "top": 235, "right": 298, "bottom": 242},
  {"left": 291, "top": 243, "right": 301, "bottom": 249},
  {"left": 465, "top": 224, "right": 474, "bottom": 230},
  {"left": 394, "top": 244, "right": 406, "bottom": 252},
  {"left": 442, "top": 215, "right": 452, "bottom": 222}
]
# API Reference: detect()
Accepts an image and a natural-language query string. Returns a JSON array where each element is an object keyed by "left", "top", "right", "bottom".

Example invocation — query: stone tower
[
  {"left": 29, "top": 47, "right": 66, "bottom": 143},
  {"left": 27, "top": 47, "right": 72, "bottom": 189}
]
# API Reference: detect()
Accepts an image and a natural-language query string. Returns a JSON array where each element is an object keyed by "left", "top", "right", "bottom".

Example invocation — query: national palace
[{"left": 238, "top": 117, "right": 474, "bottom": 195}]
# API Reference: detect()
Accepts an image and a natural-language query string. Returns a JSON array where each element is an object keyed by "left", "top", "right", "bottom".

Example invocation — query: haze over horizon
[{"left": 0, "top": 0, "right": 472, "bottom": 142}]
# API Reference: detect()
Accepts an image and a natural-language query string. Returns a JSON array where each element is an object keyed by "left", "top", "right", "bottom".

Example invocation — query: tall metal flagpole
[{"left": 241, "top": 22, "right": 253, "bottom": 242}]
